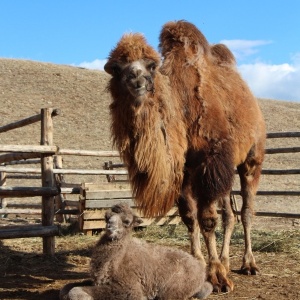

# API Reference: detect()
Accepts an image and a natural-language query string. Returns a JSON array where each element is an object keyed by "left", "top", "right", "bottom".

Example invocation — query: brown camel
[{"left": 104, "top": 21, "right": 266, "bottom": 293}]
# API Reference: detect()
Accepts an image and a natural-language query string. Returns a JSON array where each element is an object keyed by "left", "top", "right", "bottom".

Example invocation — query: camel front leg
[
  {"left": 198, "top": 202, "right": 234, "bottom": 293},
  {"left": 177, "top": 195, "right": 205, "bottom": 262}
]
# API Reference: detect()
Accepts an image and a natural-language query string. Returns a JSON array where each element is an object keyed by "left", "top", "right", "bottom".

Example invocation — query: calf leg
[
  {"left": 192, "top": 281, "right": 213, "bottom": 299},
  {"left": 237, "top": 149, "right": 263, "bottom": 275},
  {"left": 62, "top": 283, "right": 146, "bottom": 300},
  {"left": 60, "top": 280, "right": 93, "bottom": 300}
]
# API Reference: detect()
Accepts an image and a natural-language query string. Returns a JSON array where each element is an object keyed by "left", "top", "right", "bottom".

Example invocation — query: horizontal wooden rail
[
  {"left": 232, "top": 190, "right": 300, "bottom": 196},
  {"left": 0, "top": 225, "right": 60, "bottom": 239},
  {"left": 57, "top": 149, "right": 119, "bottom": 157},
  {"left": 261, "top": 169, "right": 300, "bottom": 175},
  {"left": 265, "top": 147, "right": 300, "bottom": 154},
  {"left": 0, "top": 109, "right": 60, "bottom": 133},
  {"left": 2, "top": 166, "right": 299, "bottom": 176},
  {"left": 266, "top": 131, "right": 300, "bottom": 138},
  {"left": 0, "top": 166, "right": 128, "bottom": 175},
  {"left": 0, "top": 186, "right": 60, "bottom": 197},
  {"left": 232, "top": 210, "right": 300, "bottom": 219},
  {"left": 0, "top": 152, "right": 41, "bottom": 164},
  {"left": 0, "top": 145, "right": 57, "bottom": 154},
  {"left": 0, "top": 208, "right": 41, "bottom": 214}
]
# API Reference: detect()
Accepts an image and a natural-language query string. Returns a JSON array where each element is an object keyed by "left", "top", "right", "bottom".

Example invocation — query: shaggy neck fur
[{"left": 109, "top": 71, "right": 187, "bottom": 217}]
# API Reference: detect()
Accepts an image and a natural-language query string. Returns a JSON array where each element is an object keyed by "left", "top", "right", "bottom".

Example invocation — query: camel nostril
[{"left": 136, "top": 69, "right": 142, "bottom": 77}]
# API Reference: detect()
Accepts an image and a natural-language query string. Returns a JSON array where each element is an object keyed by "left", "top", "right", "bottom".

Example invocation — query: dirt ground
[{"left": 0, "top": 59, "right": 300, "bottom": 299}]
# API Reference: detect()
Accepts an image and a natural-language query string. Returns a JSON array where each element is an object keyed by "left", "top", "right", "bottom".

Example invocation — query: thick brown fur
[
  {"left": 60, "top": 204, "right": 213, "bottom": 300},
  {"left": 106, "top": 33, "right": 187, "bottom": 217},
  {"left": 210, "top": 43, "right": 236, "bottom": 66},
  {"left": 104, "top": 21, "right": 266, "bottom": 292},
  {"left": 159, "top": 20, "right": 266, "bottom": 291}
]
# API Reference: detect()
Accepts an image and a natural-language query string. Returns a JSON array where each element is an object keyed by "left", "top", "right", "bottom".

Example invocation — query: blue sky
[{"left": 1, "top": 1, "right": 300, "bottom": 102}]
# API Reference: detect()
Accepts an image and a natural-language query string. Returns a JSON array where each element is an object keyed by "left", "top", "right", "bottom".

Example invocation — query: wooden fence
[{"left": 0, "top": 108, "right": 299, "bottom": 253}]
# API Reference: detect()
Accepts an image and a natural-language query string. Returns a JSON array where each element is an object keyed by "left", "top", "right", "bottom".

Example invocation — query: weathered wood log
[
  {"left": 55, "top": 209, "right": 80, "bottom": 215},
  {"left": 0, "top": 225, "right": 59, "bottom": 239},
  {"left": 0, "top": 152, "right": 41, "bottom": 164},
  {"left": 60, "top": 187, "right": 81, "bottom": 194},
  {"left": 231, "top": 210, "right": 300, "bottom": 219},
  {"left": 6, "top": 174, "right": 41, "bottom": 180},
  {"left": 85, "top": 199, "right": 135, "bottom": 209},
  {"left": 0, "top": 109, "right": 60, "bottom": 133},
  {"left": 41, "top": 108, "right": 55, "bottom": 255},
  {"left": 57, "top": 149, "right": 119, "bottom": 157},
  {"left": 0, "top": 186, "right": 59, "bottom": 197},
  {"left": 232, "top": 190, "right": 300, "bottom": 196},
  {"left": 262, "top": 169, "right": 300, "bottom": 174},
  {"left": 0, "top": 166, "right": 128, "bottom": 175},
  {"left": 265, "top": 147, "right": 300, "bottom": 154},
  {"left": 0, "top": 208, "right": 41, "bottom": 214},
  {"left": 54, "top": 155, "right": 64, "bottom": 223},
  {"left": 267, "top": 131, "right": 300, "bottom": 138},
  {"left": 0, "top": 145, "right": 57, "bottom": 153}
]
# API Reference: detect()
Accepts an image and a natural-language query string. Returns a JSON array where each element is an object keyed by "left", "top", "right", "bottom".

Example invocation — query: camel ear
[{"left": 104, "top": 60, "right": 122, "bottom": 76}]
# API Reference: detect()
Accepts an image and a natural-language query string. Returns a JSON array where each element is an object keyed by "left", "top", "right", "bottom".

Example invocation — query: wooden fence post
[
  {"left": 54, "top": 155, "right": 65, "bottom": 223},
  {"left": 0, "top": 171, "right": 7, "bottom": 217},
  {"left": 41, "top": 108, "right": 55, "bottom": 255}
]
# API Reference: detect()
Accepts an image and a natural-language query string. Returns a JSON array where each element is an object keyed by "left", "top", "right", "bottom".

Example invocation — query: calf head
[{"left": 105, "top": 204, "right": 143, "bottom": 240}]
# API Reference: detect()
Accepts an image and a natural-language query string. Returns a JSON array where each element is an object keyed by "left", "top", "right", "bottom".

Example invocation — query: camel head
[
  {"left": 104, "top": 204, "right": 143, "bottom": 240},
  {"left": 104, "top": 33, "right": 161, "bottom": 103}
]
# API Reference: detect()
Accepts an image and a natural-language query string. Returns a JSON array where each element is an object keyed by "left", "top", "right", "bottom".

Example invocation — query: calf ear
[
  {"left": 104, "top": 60, "right": 122, "bottom": 76},
  {"left": 133, "top": 215, "right": 143, "bottom": 227}
]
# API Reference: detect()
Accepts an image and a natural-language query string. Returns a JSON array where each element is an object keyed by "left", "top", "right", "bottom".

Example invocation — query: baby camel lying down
[{"left": 60, "top": 204, "right": 212, "bottom": 300}]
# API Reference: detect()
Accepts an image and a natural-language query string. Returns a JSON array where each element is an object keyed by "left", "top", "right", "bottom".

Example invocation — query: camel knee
[{"left": 200, "top": 217, "right": 218, "bottom": 233}]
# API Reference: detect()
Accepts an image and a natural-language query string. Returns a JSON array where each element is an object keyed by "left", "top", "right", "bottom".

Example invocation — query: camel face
[
  {"left": 104, "top": 204, "right": 142, "bottom": 240},
  {"left": 105, "top": 58, "right": 157, "bottom": 101}
]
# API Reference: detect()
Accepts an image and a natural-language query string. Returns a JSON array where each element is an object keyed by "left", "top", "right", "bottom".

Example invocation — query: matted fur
[
  {"left": 105, "top": 20, "right": 266, "bottom": 291},
  {"left": 60, "top": 204, "right": 212, "bottom": 299},
  {"left": 211, "top": 43, "right": 236, "bottom": 66},
  {"left": 159, "top": 20, "right": 265, "bottom": 197},
  {"left": 106, "top": 33, "right": 187, "bottom": 217}
]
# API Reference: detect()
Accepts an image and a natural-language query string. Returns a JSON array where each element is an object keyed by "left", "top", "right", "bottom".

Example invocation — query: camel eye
[
  {"left": 123, "top": 219, "right": 131, "bottom": 226},
  {"left": 147, "top": 62, "right": 156, "bottom": 72}
]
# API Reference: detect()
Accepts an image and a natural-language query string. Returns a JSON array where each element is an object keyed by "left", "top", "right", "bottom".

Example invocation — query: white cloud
[
  {"left": 220, "top": 39, "right": 272, "bottom": 60},
  {"left": 238, "top": 61, "right": 300, "bottom": 102},
  {"left": 75, "top": 50, "right": 300, "bottom": 102},
  {"left": 76, "top": 59, "right": 107, "bottom": 70}
]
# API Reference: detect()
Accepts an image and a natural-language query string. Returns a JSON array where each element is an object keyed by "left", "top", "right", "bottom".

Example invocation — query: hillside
[
  {"left": 0, "top": 58, "right": 299, "bottom": 148},
  {"left": 0, "top": 58, "right": 299, "bottom": 215}
]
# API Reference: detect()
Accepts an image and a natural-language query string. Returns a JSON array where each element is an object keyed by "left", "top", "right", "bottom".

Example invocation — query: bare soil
[{"left": 0, "top": 59, "right": 299, "bottom": 299}]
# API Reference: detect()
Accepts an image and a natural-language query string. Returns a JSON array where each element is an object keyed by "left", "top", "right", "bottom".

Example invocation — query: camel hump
[
  {"left": 211, "top": 43, "right": 236, "bottom": 65},
  {"left": 159, "top": 20, "right": 210, "bottom": 57}
]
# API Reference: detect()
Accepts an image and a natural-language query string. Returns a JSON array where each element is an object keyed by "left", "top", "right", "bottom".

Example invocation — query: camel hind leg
[
  {"left": 219, "top": 194, "right": 235, "bottom": 273},
  {"left": 237, "top": 145, "right": 264, "bottom": 275}
]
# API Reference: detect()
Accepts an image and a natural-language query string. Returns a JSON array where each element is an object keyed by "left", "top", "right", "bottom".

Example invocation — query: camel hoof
[
  {"left": 240, "top": 266, "right": 259, "bottom": 275},
  {"left": 212, "top": 283, "right": 232, "bottom": 294}
]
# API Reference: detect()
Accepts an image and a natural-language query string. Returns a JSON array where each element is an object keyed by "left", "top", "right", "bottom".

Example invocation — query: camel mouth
[{"left": 129, "top": 85, "right": 147, "bottom": 97}]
